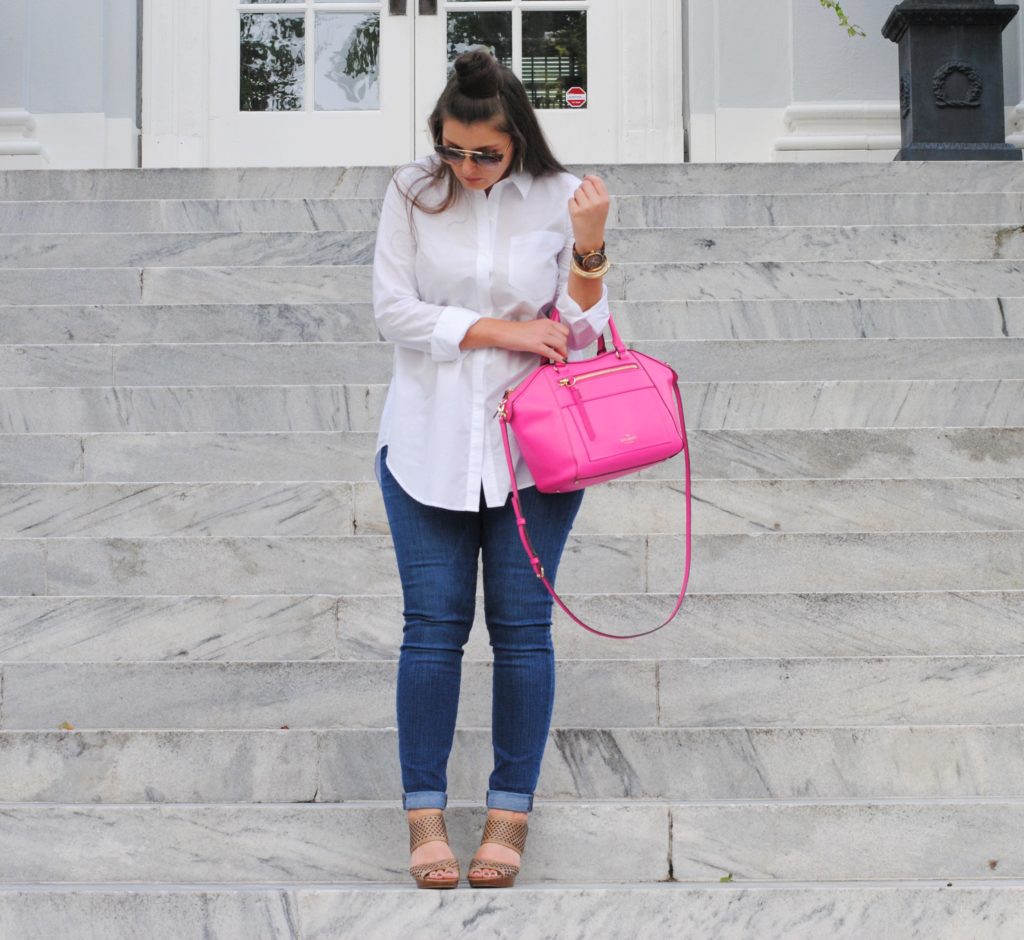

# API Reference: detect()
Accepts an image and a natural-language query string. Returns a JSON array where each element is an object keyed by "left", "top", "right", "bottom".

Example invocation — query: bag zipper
[{"left": 558, "top": 363, "right": 638, "bottom": 387}]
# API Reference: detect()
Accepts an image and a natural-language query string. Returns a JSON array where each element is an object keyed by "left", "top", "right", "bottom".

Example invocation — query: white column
[
  {"left": 1006, "top": 14, "right": 1024, "bottom": 148},
  {"left": 0, "top": 0, "right": 44, "bottom": 165},
  {"left": 141, "top": 0, "right": 211, "bottom": 166},
  {"left": 684, "top": 0, "right": 718, "bottom": 162},
  {"left": 618, "top": 0, "right": 686, "bottom": 163}
]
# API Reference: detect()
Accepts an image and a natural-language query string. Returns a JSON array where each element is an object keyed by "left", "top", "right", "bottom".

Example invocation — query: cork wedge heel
[
  {"left": 467, "top": 814, "right": 528, "bottom": 888},
  {"left": 408, "top": 811, "right": 460, "bottom": 889}
]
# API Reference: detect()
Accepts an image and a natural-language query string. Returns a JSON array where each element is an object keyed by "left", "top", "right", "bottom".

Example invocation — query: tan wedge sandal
[
  {"left": 408, "top": 811, "right": 460, "bottom": 889},
  {"left": 467, "top": 814, "right": 528, "bottom": 888}
]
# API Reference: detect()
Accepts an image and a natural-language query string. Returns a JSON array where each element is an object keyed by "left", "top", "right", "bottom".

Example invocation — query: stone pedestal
[{"left": 883, "top": 0, "right": 1022, "bottom": 160}]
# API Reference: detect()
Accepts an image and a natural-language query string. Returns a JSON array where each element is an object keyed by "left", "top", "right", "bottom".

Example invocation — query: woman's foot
[
  {"left": 408, "top": 809, "right": 459, "bottom": 884},
  {"left": 469, "top": 808, "right": 527, "bottom": 881}
]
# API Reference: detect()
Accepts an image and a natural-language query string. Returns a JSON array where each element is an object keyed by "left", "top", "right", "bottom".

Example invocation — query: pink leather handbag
[{"left": 497, "top": 310, "right": 692, "bottom": 638}]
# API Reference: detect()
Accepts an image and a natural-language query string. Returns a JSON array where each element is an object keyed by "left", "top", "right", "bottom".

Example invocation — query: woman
[{"left": 372, "top": 48, "right": 610, "bottom": 889}]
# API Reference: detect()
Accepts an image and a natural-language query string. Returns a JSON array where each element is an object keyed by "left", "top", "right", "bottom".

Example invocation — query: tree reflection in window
[
  {"left": 445, "top": 11, "right": 587, "bottom": 110},
  {"left": 240, "top": 13, "right": 305, "bottom": 111},
  {"left": 447, "top": 12, "right": 513, "bottom": 71},
  {"left": 522, "top": 11, "right": 586, "bottom": 110},
  {"left": 316, "top": 13, "right": 380, "bottom": 110}
]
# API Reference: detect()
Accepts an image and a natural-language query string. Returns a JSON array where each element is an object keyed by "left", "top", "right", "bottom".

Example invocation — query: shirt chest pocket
[{"left": 507, "top": 230, "right": 566, "bottom": 298}]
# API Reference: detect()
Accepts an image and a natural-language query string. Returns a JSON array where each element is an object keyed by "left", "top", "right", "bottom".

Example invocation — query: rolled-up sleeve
[{"left": 372, "top": 173, "right": 481, "bottom": 362}]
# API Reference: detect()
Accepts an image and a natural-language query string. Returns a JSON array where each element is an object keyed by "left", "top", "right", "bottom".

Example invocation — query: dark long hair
[{"left": 398, "top": 48, "right": 567, "bottom": 215}]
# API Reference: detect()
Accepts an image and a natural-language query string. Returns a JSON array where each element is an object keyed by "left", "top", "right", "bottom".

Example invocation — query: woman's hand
[
  {"left": 568, "top": 175, "right": 610, "bottom": 253},
  {"left": 460, "top": 316, "right": 570, "bottom": 362},
  {"left": 504, "top": 317, "right": 570, "bottom": 362}
]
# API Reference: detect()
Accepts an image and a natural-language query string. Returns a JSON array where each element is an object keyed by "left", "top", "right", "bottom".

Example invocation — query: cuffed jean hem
[
  {"left": 486, "top": 789, "right": 534, "bottom": 812},
  {"left": 403, "top": 790, "right": 447, "bottom": 810}
]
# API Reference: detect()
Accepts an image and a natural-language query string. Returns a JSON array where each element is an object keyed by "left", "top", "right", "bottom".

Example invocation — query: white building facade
[{"left": 2, "top": 0, "right": 1024, "bottom": 168}]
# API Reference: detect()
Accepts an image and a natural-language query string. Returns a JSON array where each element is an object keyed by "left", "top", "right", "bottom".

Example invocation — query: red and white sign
[{"left": 565, "top": 86, "right": 587, "bottom": 109}]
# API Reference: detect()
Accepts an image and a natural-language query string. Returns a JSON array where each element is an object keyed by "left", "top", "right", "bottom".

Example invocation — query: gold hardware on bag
[
  {"left": 558, "top": 363, "right": 638, "bottom": 387},
  {"left": 495, "top": 388, "right": 513, "bottom": 419}
]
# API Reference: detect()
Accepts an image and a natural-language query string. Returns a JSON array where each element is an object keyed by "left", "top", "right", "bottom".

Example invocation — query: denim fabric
[{"left": 378, "top": 445, "right": 584, "bottom": 812}]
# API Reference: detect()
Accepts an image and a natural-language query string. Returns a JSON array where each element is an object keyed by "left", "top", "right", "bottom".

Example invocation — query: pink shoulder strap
[{"left": 497, "top": 381, "right": 692, "bottom": 639}]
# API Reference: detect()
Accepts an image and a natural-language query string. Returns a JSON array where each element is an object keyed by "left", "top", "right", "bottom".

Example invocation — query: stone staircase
[{"left": 0, "top": 161, "right": 1023, "bottom": 938}]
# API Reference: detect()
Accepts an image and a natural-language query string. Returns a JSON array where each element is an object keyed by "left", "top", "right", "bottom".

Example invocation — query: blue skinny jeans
[{"left": 378, "top": 446, "right": 584, "bottom": 813}]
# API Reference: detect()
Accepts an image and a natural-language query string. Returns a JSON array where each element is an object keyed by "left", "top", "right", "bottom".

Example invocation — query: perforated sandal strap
[
  {"left": 408, "top": 812, "right": 450, "bottom": 852},
  {"left": 468, "top": 857, "right": 520, "bottom": 877},
  {"left": 410, "top": 857, "right": 460, "bottom": 879},
  {"left": 480, "top": 815, "right": 528, "bottom": 855}
]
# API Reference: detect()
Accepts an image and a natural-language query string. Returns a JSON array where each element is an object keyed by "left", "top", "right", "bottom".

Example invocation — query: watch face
[{"left": 581, "top": 252, "right": 607, "bottom": 272}]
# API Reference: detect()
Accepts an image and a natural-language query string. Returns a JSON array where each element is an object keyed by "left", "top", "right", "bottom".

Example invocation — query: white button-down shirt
[{"left": 373, "top": 156, "right": 611, "bottom": 511}]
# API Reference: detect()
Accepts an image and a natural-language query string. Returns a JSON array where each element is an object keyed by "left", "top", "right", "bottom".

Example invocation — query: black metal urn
[{"left": 883, "top": 0, "right": 1022, "bottom": 160}]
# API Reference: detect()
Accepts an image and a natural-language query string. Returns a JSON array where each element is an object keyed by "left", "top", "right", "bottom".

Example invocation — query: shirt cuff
[
  {"left": 557, "top": 283, "right": 611, "bottom": 350},
  {"left": 430, "top": 306, "right": 482, "bottom": 362}
]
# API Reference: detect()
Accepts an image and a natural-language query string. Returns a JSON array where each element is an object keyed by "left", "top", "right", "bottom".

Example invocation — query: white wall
[
  {"left": 0, "top": 0, "right": 40, "bottom": 164},
  {"left": 0, "top": 0, "right": 139, "bottom": 167},
  {"left": 687, "top": 0, "right": 1024, "bottom": 162}
]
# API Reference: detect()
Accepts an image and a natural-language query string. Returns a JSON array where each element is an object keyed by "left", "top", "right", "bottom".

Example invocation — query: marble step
[
  {"left": 611, "top": 297, "right": 1023, "bottom": 341},
  {"left": 355, "top": 477, "right": 1024, "bottom": 537},
  {"left": 3, "top": 338, "right": 1021, "bottom": 388},
  {"left": 0, "top": 302, "right": 382, "bottom": 345},
  {"left": 0, "top": 800, "right": 1022, "bottom": 883},
  {"left": 0, "top": 883, "right": 1019, "bottom": 940},
  {"left": 612, "top": 193, "right": 1024, "bottom": 228},
  {"left": 0, "top": 166, "right": 396, "bottom": 201},
  {"left": 1, "top": 297, "right": 1020, "bottom": 345},
  {"left": 7, "top": 259, "right": 1024, "bottom": 306},
  {"left": 5, "top": 192, "right": 1024, "bottom": 235},
  {"left": 1, "top": 530, "right": 1023, "bottom": 598},
  {"left": 7, "top": 224, "right": 1024, "bottom": 268},
  {"left": 2, "top": 379, "right": 1023, "bottom": 435},
  {"left": 3, "top": 725, "right": 1024, "bottom": 802},
  {"left": 6, "top": 655, "right": 1024, "bottom": 730},
  {"left": 5, "top": 161, "right": 1024, "bottom": 200},
  {"left": 338, "top": 590, "right": 1024, "bottom": 660},
  {"left": 2, "top": 478, "right": 1021, "bottom": 539},
  {"left": 0, "top": 231, "right": 372, "bottom": 269},
  {"left": 2, "top": 590, "right": 1020, "bottom": 662},
  {"left": 2, "top": 428, "right": 1020, "bottom": 484}
]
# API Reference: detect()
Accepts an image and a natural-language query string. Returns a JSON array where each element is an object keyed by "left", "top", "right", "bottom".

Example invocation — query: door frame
[{"left": 141, "top": 0, "right": 686, "bottom": 168}]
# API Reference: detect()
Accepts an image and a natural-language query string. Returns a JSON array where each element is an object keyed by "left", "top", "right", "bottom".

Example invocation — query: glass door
[
  {"left": 207, "top": 0, "right": 617, "bottom": 166},
  {"left": 208, "top": 0, "right": 415, "bottom": 165},
  {"left": 414, "top": 0, "right": 616, "bottom": 164}
]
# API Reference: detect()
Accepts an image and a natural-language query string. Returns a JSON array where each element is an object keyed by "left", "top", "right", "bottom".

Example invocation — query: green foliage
[
  {"left": 820, "top": 0, "right": 866, "bottom": 37},
  {"left": 240, "top": 13, "right": 305, "bottom": 111},
  {"left": 448, "top": 11, "right": 513, "bottom": 66},
  {"left": 344, "top": 15, "right": 380, "bottom": 79}
]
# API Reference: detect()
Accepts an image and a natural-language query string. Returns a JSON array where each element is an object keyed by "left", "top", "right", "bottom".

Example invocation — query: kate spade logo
[{"left": 620, "top": 433, "right": 637, "bottom": 444}]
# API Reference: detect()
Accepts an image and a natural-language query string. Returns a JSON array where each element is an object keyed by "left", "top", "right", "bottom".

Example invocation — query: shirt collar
[{"left": 502, "top": 169, "right": 534, "bottom": 199}]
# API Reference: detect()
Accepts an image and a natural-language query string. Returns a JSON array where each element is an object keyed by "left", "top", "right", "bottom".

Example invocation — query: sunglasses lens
[{"left": 435, "top": 145, "right": 504, "bottom": 166}]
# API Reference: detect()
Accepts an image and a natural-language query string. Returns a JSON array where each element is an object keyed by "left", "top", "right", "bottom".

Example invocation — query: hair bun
[{"left": 453, "top": 48, "right": 502, "bottom": 99}]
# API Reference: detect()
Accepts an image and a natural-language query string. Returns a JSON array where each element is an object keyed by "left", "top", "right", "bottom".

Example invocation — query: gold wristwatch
[{"left": 571, "top": 242, "right": 610, "bottom": 279}]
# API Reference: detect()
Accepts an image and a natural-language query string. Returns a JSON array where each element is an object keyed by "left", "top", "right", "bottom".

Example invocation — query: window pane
[
  {"left": 522, "top": 11, "right": 586, "bottom": 110},
  {"left": 240, "top": 13, "right": 306, "bottom": 111},
  {"left": 447, "top": 12, "right": 513, "bottom": 72},
  {"left": 315, "top": 12, "right": 380, "bottom": 110}
]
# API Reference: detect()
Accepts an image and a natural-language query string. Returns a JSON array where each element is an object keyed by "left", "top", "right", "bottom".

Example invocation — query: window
[{"left": 239, "top": 1, "right": 381, "bottom": 111}]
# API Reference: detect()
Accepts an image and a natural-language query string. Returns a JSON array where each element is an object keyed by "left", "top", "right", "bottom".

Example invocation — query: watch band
[{"left": 572, "top": 241, "right": 606, "bottom": 266}]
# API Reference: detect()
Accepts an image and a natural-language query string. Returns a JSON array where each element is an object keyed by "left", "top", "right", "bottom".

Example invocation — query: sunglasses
[{"left": 434, "top": 142, "right": 510, "bottom": 166}]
